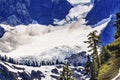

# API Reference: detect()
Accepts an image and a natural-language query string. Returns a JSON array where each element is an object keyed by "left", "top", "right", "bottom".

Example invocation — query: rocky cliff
[{"left": 0, "top": 0, "right": 72, "bottom": 26}]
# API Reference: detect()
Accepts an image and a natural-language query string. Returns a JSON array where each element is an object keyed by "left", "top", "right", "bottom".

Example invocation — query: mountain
[
  {"left": 0, "top": 0, "right": 72, "bottom": 26},
  {"left": 0, "top": 0, "right": 120, "bottom": 80},
  {"left": 0, "top": 0, "right": 119, "bottom": 45},
  {"left": 86, "top": 0, "right": 120, "bottom": 45}
]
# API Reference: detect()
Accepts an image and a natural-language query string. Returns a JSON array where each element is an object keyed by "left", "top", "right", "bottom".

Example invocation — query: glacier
[
  {"left": 0, "top": 16, "right": 110, "bottom": 66},
  {"left": 0, "top": 0, "right": 119, "bottom": 80},
  {"left": 0, "top": 11, "right": 110, "bottom": 80},
  {"left": 0, "top": 0, "right": 95, "bottom": 65}
]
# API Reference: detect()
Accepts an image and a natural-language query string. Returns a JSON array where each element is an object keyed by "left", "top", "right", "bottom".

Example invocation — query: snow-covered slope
[
  {"left": 54, "top": 0, "right": 93, "bottom": 25},
  {"left": 0, "top": 16, "right": 110, "bottom": 65},
  {"left": 0, "top": 59, "right": 87, "bottom": 80},
  {"left": 0, "top": 0, "right": 113, "bottom": 80},
  {"left": 0, "top": 0, "right": 93, "bottom": 64}
]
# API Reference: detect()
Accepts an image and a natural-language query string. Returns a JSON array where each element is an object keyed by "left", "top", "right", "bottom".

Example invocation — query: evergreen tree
[
  {"left": 114, "top": 12, "right": 120, "bottom": 39},
  {"left": 84, "top": 30, "right": 101, "bottom": 80},
  {"left": 60, "top": 63, "right": 74, "bottom": 80},
  {"left": 84, "top": 30, "right": 100, "bottom": 68}
]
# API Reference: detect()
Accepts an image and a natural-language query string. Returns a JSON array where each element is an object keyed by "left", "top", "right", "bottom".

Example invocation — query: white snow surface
[
  {"left": 67, "top": 0, "right": 91, "bottom": 4},
  {"left": 0, "top": 61, "right": 60, "bottom": 80},
  {"left": 0, "top": 0, "right": 110, "bottom": 64},
  {"left": 54, "top": 0, "right": 93, "bottom": 25},
  {"left": 0, "top": 17, "right": 110, "bottom": 63},
  {"left": 0, "top": 61, "right": 85, "bottom": 80},
  {"left": 0, "top": 0, "right": 113, "bottom": 80}
]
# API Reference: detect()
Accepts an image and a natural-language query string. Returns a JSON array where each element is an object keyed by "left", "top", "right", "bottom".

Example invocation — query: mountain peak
[{"left": 0, "top": 0, "right": 72, "bottom": 26}]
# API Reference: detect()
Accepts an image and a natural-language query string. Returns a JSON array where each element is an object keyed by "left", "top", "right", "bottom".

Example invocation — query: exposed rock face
[
  {"left": 51, "top": 68, "right": 59, "bottom": 74},
  {"left": 86, "top": 0, "right": 120, "bottom": 45},
  {"left": 0, "top": 26, "right": 5, "bottom": 38},
  {"left": 0, "top": 0, "right": 72, "bottom": 26},
  {"left": 86, "top": 0, "right": 120, "bottom": 25},
  {"left": 67, "top": 52, "right": 87, "bottom": 67},
  {"left": 0, "top": 63, "right": 44, "bottom": 80}
]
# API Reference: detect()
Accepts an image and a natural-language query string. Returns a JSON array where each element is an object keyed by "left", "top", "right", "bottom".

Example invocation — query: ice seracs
[
  {"left": 0, "top": 0, "right": 114, "bottom": 80},
  {"left": 0, "top": 0, "right": 111, "bottom": 66},
  {"left": 0, "top": 16, "right": 110, "bottom": 65}
]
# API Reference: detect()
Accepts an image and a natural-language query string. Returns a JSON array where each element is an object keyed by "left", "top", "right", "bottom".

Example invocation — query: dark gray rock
[
  {"left": 0, "top": 25, "right": 5, "bottom": 38},
  {"left": 0, "top": 0, "right": 72, "bottom": 26},
  {"left": 31, "top": 70, "right": 44, "bottom": 79},
  {"left": 51, "top": 68, "right": 59, "bottom": 74},
  {"left": 67, "top": 52, "right": 87, "bottom": 67},
  {"left": 0, "top": 62, "right": 45, "bottom": 80},
  {"left": 86, "top": 0, "right": 120, "bottom": 45}
]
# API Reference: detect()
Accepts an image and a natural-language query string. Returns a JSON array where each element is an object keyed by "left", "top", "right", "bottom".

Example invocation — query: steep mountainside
[
  {"left": 0, "top": 0, "right": 120, "bottom": 80},
  {"left": 0, "top": 0, "right": 72, "bottom": 26},
  {"left": 86, "top": 0, "right": 120, "bottom": 45},
  {"left": 98, "top": 37, "right": 120, "bottom": 80}
]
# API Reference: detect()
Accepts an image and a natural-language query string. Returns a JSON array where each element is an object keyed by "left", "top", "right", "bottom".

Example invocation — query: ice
[{"left": 0, "top": 0, "right": 111, "bottom": 66}]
